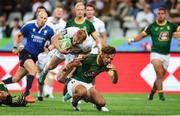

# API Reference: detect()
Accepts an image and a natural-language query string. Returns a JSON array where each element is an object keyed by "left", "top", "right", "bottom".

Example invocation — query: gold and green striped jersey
[
  {"left": 66, "top": 19, "right": 95, "bottom": 35},
  {"left": 72, "top": 54, "right": 109, "bottom": 83},
  {"left": 143, "top": 20, "right": 179, "bottom": 54}
]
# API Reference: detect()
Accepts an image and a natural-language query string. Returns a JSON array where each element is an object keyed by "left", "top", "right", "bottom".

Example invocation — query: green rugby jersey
[
  {"left": 66, "top": 19, "right": 95, "bottom": 35},
  {"left": 143, "top": 20, "right": 179, "bottom": 55},
  {"left": 0, "top": 84, "right": 8, "bottom": 92},
  {"left": 72, "top": 54, "right": 108, "bottom": 83}
]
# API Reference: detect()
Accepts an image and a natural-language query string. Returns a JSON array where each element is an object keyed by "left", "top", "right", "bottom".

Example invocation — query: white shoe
[{"left": 101, "top": 107, "right": 109, "bottom": 112}]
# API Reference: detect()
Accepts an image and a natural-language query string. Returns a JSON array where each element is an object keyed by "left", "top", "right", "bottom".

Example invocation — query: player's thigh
[
  {"left": 23, "top": 59, "right": 37, "bottom": 75},
  {"left": 47, "top": 56, "right": 64, "bottom": 70},
  {"left": 13, "top": 66, "right": 28, "bottom": 82},
  {"left": 151, "top": 59, "right": 166, "bottom": 76}
]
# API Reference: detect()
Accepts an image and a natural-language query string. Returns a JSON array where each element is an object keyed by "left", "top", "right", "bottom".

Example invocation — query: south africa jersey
[
  {"left": 0, "top": 84, "right": 8, "bottom": 92},
  {"left": 20, "top": 20, "right": 55, "bottom": 56},
  {"left": 66, "top": 19, "right": 95, "bottom": 35},
  {"left": 143, "top": 20, "right": 179, "bottom": 54},
  {"left": 72, "top": 54, "right": 109, "bottom": 83}
]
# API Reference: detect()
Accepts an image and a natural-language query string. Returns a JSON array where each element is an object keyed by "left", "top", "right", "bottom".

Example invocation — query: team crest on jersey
[
  {"left": 43, "top": 30, "right": 47, "bottom": 35},
  {"left": 158, "top": 32, "right": 169, "bottom": 41}
]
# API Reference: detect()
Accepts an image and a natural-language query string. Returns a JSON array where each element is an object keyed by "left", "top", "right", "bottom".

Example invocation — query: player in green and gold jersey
[
  {"left": 0, "top": 82, "right": 26, "bottom": 106},
  {"left": 128, "top": 7, "right": 180, "bottom": 101},
  {"left": 58, "top": 46, "right": 118, "bottom": 111}
]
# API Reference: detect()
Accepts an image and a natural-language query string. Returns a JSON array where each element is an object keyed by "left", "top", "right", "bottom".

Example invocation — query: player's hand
[
  {"left": 128, "top": 38, "right": 134, "bottom": 45},
  {"left": 107, "top": 63, "right": 116, "bottom": 71},
  {"left": 12, "top": 47, "right": 19, "bottom": 54}
]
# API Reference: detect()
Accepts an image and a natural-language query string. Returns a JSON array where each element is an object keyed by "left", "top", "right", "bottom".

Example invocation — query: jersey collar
[{"left": 156, "top": 20, "right": 167, "bottom": 26}]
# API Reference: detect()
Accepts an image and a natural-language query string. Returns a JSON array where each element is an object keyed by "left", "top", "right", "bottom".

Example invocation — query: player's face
[
  {"left": 86, "top": 6, "right": 95, "bottom": 19},
  {"left": 156, "top": 10, "right": 166, "bottom": 22},
  {"left": 72, "top": 33, "right": 84, "bottom": 45},
  {"left": 37, "top": 11, "right": 48, "bottom": 28},
  {"left": 0, "top": 91, "right": 8, "bottom": 102},
  {"left": 101, "top": 53, "right": 115, "bottom": 66},
  {"left": 75, "top": 5, "right": 85, "bottom": 18},
  {"left": 54, "top": 8, "right": 63, "bottom": 19}
]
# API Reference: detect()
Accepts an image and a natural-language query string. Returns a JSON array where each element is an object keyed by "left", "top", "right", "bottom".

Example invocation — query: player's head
[
  {"left": 156, "top": 7, "right": 167, "bottom": 22},
  {"left": 35, "top": 6, "right": 47, "bottom": 17},
  {"left": 53, "top": 6, "right": 64, "bottom": 19},
  {"left": 37, "top": 11, "right": 48, "bottom": 28},
  {"left": 72, "top": 29, "right": 87, "bottom": 45},
  {"left": 0, "top": 91, "right": 12, "bottom": 106},
  {"left": 100, "top": 46, "right": 116, "bottom": 65},
  {"left": 86, "top": 3, "right": 95, "bottom": 19},
  {"left": 75, "top": 2, "right": 85, "bottom": 18}
]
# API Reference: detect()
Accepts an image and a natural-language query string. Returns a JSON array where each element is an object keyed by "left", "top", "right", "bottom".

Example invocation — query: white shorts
[
  {"left": 150, "top": 52, "right": 170, "bottom": 70},
  {"left": 64, "top": 54, "right": 76, "bottom": 64},
  {"left": 67, "top": 78, "right": 94, "bottom": 96}
]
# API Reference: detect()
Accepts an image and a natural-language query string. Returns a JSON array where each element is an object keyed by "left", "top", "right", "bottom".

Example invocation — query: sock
[
  {"left": 2, "top": 77, "right": 13, "bottom": 84},
  {"left": 23, "top": 75, "right": 34, "bottom": 97},
  {"left": 150, "top": 89, "right": 156, "bottom": 95},
  {"left": 158, "top": 90, "right": 164, "bottom": 98}
]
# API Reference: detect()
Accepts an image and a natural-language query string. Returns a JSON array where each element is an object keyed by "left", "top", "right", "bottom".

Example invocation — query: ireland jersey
[
  {"left": 72, "top": 54, "right": 108, "bottom": 83},
  {"left": 143, "top": 20, "right": 179, "bottom": 54},
  {"left": 66, "top": 19, "right": 95, "bottom": 35}
]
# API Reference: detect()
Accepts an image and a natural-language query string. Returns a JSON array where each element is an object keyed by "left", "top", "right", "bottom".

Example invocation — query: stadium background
[{"left": 0, "top": 0, "right": 180, "bottom": 93}]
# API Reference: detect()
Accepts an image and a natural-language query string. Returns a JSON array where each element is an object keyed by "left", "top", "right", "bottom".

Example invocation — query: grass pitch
[{"left": 0, "top": 93, "right": 180, "bottom": 115}]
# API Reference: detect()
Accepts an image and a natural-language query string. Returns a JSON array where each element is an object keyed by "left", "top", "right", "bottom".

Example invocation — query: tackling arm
[{"left": 106, "top": 64, "right": 118, "bottom": 84}]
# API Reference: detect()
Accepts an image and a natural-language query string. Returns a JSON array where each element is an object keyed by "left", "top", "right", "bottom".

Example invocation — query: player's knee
[{"left": 12, "top": 77, "right": 20, "bottom": 83}]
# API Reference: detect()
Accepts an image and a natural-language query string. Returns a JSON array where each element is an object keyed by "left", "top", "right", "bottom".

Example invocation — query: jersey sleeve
[
  {"left": 99, "top": 22, "right": 106, "bottom": 33},
  {"left": 143, "top": 24, "right": 151, "bottom": 35},
  {"left": 20, "top": 23, "right": 29, "bottom": 36},
  {"left": 88, "top": 21, "right": 96, "bottom": 35}
]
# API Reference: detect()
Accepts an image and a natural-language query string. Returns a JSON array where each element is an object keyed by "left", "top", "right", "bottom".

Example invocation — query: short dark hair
[
  {"left": 158, "top": 7, "right": 167, "bottom": 13},
  {"left": 101, "top": 46, "right": 116, "bottom": 54},
  {"left": 86, "top": 3, "right": 96, "bottom": 10}
]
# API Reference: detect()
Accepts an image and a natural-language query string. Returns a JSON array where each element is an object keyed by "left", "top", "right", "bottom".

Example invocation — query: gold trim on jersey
[
  {"left": 142, "top": 31, "right": 147, "bottom": 36},
  {"left": 96, "top": 55, "right": 100, "bottom": 65},
  {"left": 74, "top": 18, "right": 85, "bottom": 24},
  {"left": 177, "top": 26, "right": 180, "bottom": 32},
  {"left": 156, "top": 20, "right": 167, "bottom": 26}
]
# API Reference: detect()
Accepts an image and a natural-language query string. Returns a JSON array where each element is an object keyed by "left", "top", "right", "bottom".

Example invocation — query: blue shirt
[{"left": 20, "top": 20, "right": 55, "bottom": 56}]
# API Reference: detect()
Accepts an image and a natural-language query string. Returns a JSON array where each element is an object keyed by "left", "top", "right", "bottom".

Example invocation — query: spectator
[
  {"left": 0, "top": 14, "right": 11, "bottom": 39},
  {"left": 10, "top": 18, "right": 21, "bottom": 39},
  {"left": 136, "top": 4, "right": 154, "bottom": 31}
]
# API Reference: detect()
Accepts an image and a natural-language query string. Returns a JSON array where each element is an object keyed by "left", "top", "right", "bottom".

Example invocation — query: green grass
[
  {"left": 0, "top": 38, "right": 11, "bottom": 48},
  {"left": 0, "top": 93, "right": 180, "bottom": 115}
]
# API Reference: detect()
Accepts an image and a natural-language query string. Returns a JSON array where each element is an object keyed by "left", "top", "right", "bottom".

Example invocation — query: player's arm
[
  {"left": 51, "top": 32, "right": 69, "bottom": 54},
  {"left": 128, "top": 31, "right": 147, "bottom": 45},
  {"left": 12, "top": 31, "right": 24, "bottom": 54},
  {"left": 56, "top": 59, "right": 82, "bottom": 83},
  {"left": 91, "top": 31, "right": 104, "bottom": 51},
  {"left": 106, "top": 64, "right": 118, "bottom": 84},
  {"left": 99, "top": 31, "right": 107, "bottom": 46},
  {"left": 172, "top": 26, "right": 180, "bottom": 39}
]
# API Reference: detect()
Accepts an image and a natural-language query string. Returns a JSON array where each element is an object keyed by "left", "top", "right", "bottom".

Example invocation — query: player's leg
[
  {"left": 2, "top": 66, "right": 27, "bottom": 84},
  {"left": 44, "top": 72, "right": 55, "bottom": 98},
  {"left": 23, "top": 59, "right": 37, "bottom": 103},
  {"left": 72, "top": 84, "right": 87, "bottom": 111},
  {"left": 85, "top": 87, "right": 109, "bottom": 111},
  {"left": 151, "top": 59, "right": 166, "bottom": 101},
  {"left": 38, "top": 55, "right": 63, "bottom": 85}
]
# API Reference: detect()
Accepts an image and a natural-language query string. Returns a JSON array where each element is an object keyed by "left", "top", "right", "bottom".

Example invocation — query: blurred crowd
[{"left": 0, "top": 0, "right": 180, "bottom": 39}]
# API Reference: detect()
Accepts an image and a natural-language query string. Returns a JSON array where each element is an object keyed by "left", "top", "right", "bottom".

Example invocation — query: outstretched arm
[
  {"left": 106, "top": 64, "right": 118, "bottom": 84},
  {"left": 128, "top": 32, "right": 147, "bottom": 45}
]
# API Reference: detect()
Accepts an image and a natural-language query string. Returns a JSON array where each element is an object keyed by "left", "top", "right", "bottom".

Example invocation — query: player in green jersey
[
  {"left": 0, "top": 82, "right": 26, "bottom": 107},
  {"left": 128, "top": 7, "right": 180, "bottom": 101},
  {"left": 58, "top": 46, "right": 118, "bottom": 111}
]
